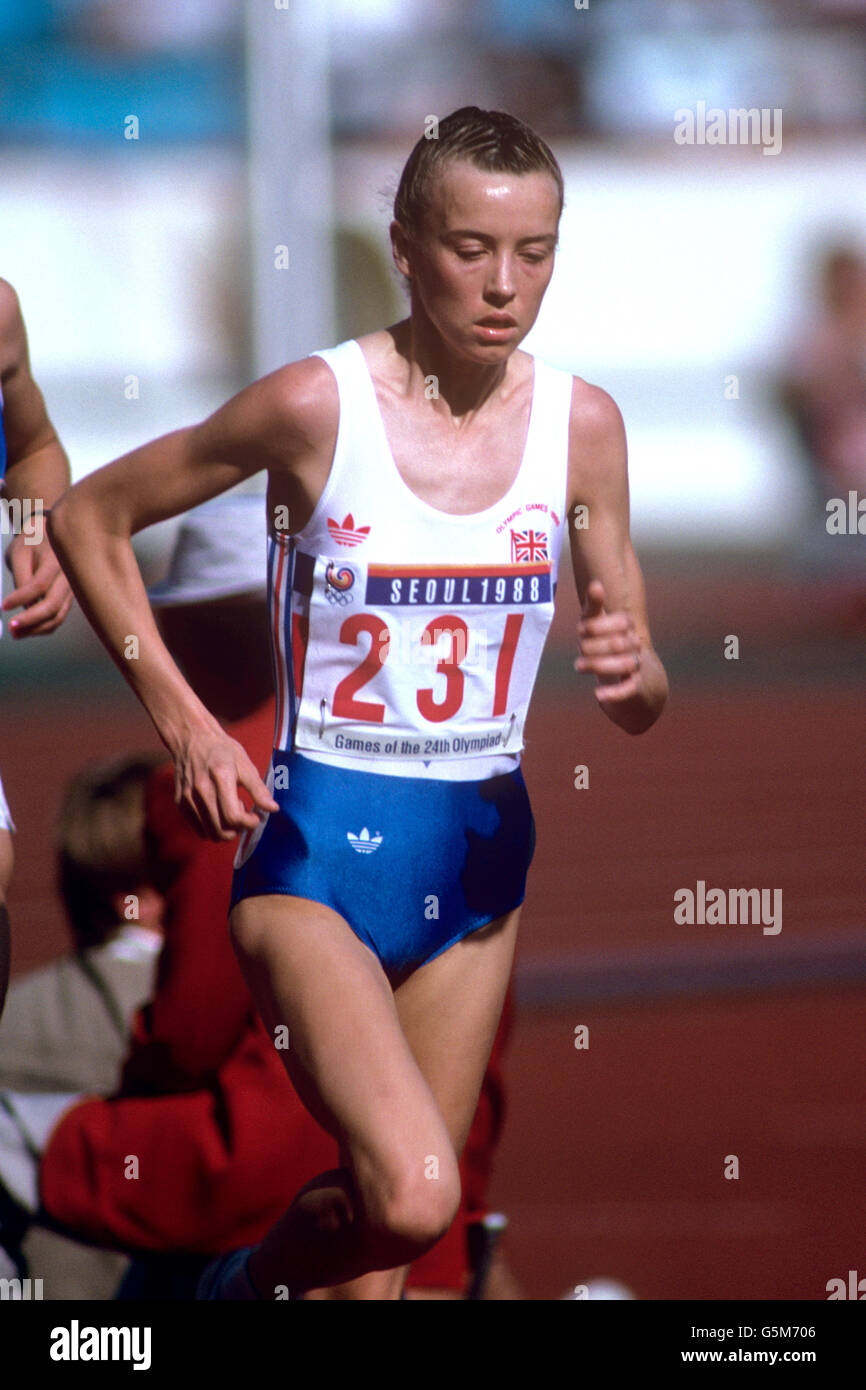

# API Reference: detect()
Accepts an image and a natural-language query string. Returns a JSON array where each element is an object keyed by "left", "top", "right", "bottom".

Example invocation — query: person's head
[
  {"left": 57, "top": 752, "right": 168, "bottom": 952},
  {"left": 390, "top": 107, "right": 564, "bottom": 360}
]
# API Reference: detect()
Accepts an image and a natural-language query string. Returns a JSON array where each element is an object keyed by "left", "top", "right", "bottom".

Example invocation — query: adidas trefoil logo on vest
[
  {"left": 327, "top": 513, "right": 370, "bottom": 547},
  {"left": 347, "top": 827, "right": 383, "bottom": 853}
]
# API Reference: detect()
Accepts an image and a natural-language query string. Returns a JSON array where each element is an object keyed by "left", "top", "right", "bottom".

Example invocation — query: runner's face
[{"left": 400, "top": 160, "right": 560, "bottom": 360}]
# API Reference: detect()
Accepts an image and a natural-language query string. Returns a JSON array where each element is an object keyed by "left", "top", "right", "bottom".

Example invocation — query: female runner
[{"left": 49, "top": 107, "right": 668, "bottom": 1299}]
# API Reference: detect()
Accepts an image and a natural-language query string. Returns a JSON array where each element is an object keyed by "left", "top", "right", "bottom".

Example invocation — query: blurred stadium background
[{"left": 1, "top": 0, "right": 864, "bottom": 1299}]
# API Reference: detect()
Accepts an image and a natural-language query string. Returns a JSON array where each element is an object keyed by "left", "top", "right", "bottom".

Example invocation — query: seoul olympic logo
[{"left": 324, "top": 560, "right": 356, "bottom": 605}]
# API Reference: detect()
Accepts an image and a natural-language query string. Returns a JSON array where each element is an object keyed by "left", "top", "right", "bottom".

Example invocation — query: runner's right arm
[{"left": 48, "top": 358, "right": 334, "bottom": 840}]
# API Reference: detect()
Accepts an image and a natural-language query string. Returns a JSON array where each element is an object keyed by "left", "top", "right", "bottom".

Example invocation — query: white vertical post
[{"left": 244, "top": 0, "right": 335, "bottom": 378}]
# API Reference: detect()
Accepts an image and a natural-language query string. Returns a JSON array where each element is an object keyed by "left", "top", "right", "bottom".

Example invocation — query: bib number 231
[{"left": 331, "top": 612, "right": 523, "bottom": 724}]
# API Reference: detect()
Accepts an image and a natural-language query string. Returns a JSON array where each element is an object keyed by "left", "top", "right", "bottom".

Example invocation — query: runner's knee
[{"left": 362, "top": 1153, "right": 461, "bottom": 1265}]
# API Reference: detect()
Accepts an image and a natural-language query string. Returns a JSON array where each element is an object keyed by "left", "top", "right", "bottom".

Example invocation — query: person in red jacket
[{"left": 38, "top": 495, "right": 517, "bottom": 1297}]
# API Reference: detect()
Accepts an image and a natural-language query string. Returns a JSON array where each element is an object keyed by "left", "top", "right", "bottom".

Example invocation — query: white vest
[{"left": 269, "top": 338, "right": 572, "bottom": 780}]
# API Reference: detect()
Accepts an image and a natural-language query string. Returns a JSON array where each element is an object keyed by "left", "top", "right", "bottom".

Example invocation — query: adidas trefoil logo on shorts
[{"left": 347, "top": 827, "right": 383, "bottom": 854}]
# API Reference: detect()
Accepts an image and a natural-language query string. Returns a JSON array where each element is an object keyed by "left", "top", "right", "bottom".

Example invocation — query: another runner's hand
[
  {"left": 4, "top": 531, "right": 73, "bottom": 637},
  {"left": 174, "top": 731, "right": 280, "bottom": 842},
  {"left": 574, "top": 579, "right": 643, "bottom": 705}
]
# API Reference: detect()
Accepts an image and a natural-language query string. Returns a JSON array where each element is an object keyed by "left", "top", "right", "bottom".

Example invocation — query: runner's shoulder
[
  {"left": 262, "top": 353, "right": 339, "bottom": 447},
  {"left": 567, "top": 375, "right": 625, "bottom": 444},
  {"left": 565, "top": 375, "right": 628, "bottom": 503},
  {"left": 211, "top": 353, "right": 339, "bottom": 468}
]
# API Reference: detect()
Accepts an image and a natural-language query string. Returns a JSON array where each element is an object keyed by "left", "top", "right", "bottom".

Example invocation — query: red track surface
[{"left": 2, "top": 561, "right": 864, "bottom": 1299}]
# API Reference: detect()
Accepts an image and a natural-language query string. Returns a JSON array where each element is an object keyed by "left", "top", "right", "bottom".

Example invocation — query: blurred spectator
[
  {"left": 780, "top": 243, "right": 866, "bottom": 495},
  {"left": 0, "top": 752, "right": 166, "bottom": 1092},
  {"left": 0, "top": 751, "right": 166, "bottom": 1298},
  {"left": 0, "top": 0, "right": 242, "bottom": 144},
  {"left": 776, "top": 241, "right": 866, "bottom": 624},
  {"left": 69, "top": 0, "right": 239, "bottom": 53}
]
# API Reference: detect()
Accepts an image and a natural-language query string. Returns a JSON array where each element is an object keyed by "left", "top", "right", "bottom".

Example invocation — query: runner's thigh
[
  {"left": 394, "top": 905, "right": 521, "bottom": 1156},
  {"left": 229, "top": 893, "right": 457, "bottom": 1203}
]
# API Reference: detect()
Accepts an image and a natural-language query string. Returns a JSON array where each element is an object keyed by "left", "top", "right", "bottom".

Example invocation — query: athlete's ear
[{"left": 389, "top": 220, "right": 412, "bottom": 281}]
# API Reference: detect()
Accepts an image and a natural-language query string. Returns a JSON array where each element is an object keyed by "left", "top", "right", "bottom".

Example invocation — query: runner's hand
[
  {"left": 4, "top": 531, "right": 73, "bottom": 636},
  {"left": 173, "top": 731, "right": 280, "bottom": 842},
  {"left": 574, "top": 579, "right": 643, "bottom": 705}
]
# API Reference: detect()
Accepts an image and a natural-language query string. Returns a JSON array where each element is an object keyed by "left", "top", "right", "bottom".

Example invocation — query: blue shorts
[{"left": 230, "top": 749, "right": 536, "bottom": 979}]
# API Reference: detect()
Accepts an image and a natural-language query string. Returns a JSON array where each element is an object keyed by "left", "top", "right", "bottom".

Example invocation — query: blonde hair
[{"left": 393, "top": 106, "right": 564, "bottom": 243}]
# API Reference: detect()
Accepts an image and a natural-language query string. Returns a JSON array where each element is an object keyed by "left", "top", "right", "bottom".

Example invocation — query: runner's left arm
[{"left": 566, "top": 381, "right": 668, "bottom": 734}]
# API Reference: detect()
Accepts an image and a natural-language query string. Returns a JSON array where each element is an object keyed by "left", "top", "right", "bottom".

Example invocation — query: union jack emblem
[{"left": 510, "top": 529, "right": 548, "bottom": 563}]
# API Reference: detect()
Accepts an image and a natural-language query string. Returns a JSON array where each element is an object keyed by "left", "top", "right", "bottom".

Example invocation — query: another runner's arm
[
  {"left": 48, "top": 358, "right": 331, "bottom": 791},
  {"left": 566, "top": 381, "right": 668, "bottom": 734},
  {"left": 0, "top": 279, "right": 72, "bottom": 635}
]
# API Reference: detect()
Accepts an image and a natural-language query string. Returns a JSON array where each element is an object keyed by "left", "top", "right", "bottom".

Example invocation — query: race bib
[{"left": 290, "top": 552, "right": 554, "bottom": 763}]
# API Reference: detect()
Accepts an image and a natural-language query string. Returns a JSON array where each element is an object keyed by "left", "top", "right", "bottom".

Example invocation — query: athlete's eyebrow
[{"left": 443, "top": 230, "right": 557, "bottom": 245}]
